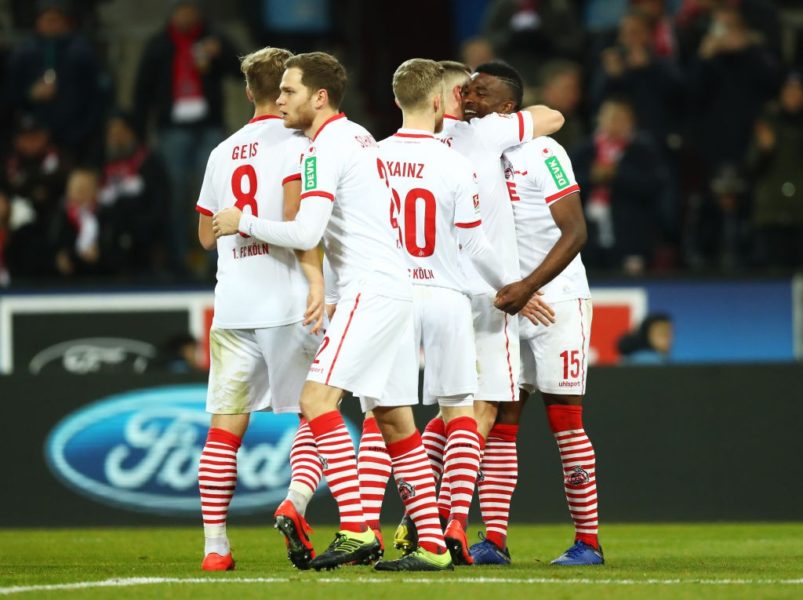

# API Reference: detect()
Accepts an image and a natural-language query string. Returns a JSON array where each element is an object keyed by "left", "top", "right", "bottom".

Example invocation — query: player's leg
[
  {"left": 357, "top": 411, "right": 392, "bottom": 550},
  {"left": 302, "top": 292, "right": 413, "bottom": 569},
  {"left": 534, "top": 298, "right": 602, "bottom": 566},
  {"left": 467, "top": 295, "right": 520, "bottom": 564},
  {"left": 371, "top": 404, "right": 453, "bottom": 572},
  {"left": 257, "top": 322, "right": 323, "bottom": 569},
  {"left": 440, "top": 402, "right": 481, "bottom": 566},
  {"left": 200, "top": 328, "right": 268, "bottom": 571}
]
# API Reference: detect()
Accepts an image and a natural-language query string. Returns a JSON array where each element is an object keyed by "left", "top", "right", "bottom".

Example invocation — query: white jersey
[
  {"left": 196, "top": 115, "right": 309, "bottom": 329},
  {"left": 502, "top": 136, "right": 590, "bottom": 304},
  {"left": 378, "top": 129, "right": 481, "bottom": 293},
  {"left": 437, "top": 112, "right": 533, "bottom": 295},
  {"left": 300, "top": 114, "right": 411, "bottom": 300}
]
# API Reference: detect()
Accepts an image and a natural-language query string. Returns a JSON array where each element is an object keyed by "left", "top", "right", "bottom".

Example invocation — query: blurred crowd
[{"left": 1, "top": 0, "right": 802, "bottom": 287}]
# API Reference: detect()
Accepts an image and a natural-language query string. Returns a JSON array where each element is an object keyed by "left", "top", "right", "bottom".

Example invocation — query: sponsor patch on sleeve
[
  {"left": 303, "top": 156, "right": 317, "bottom": 191},
  {"left": 545, "top": 155, "right": 570, "bottom": 190}
]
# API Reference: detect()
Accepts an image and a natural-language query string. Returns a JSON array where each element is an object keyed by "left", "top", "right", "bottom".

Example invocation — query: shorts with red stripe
[
  {"left": 307, "top": 290, "right": 418, "bottom": 404},
  {"left": 519, "top": 298, "right": 592, "bottom": 395},
  {"left": 472, "top": 292, "right": 520, "bottom": 402}
]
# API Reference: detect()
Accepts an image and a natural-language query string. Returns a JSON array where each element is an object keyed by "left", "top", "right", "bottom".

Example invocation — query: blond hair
[
  {"left": 240, "top": 46, "right": 294, "bottom": 104},
  {"left": 438, "top": 60, "right": 471, "bottom": 94},
  {"left": 392, "top": 59, "right": 444, "bottom": 112}
]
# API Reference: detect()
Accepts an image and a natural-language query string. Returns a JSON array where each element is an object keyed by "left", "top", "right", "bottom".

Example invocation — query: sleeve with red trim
[
  {"left": 534, "top": 137, "right": 580, "bottom": 205},
  {"left": 458, "top": 225, "right": 513, "bottom": 291},
  {"left": 452, "top": 155, "right": 481, "bottom": 227},
  {"left": 196, "top": 149, "right": 218, "bottom": 215},
  {"left": 238, "top": 195, "right": 333, "bottom": 250},
  {"left": 281, "top": 135, "right": 306, "bottom": 186},
  {"left": 473, "top": 111, "right": 534, "bottom": 154}
]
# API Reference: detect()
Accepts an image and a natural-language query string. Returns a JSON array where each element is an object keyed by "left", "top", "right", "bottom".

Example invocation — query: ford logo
[{"left": 44, "top": 385, "right": 356, "bottom": 516}]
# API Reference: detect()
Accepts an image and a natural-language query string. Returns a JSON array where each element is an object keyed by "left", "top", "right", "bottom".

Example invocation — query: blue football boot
[
  {"left": 550, "top": 541, "right": 605, "bottom": 566},
  {"left": 468, "top": 532, "right": 511, "bottom": 565}
]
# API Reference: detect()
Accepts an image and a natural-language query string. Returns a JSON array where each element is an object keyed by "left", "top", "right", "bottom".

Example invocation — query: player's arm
[
  {"left": 495, "top": 192, "right": 586, "bottom": 314},
  {"left": 457, "top": 223, "right": 510, "bottom": 291},
  {"left": 284, "top": 177, "right": 325, "bottom": 334},
  {"left": 213, "top": 195, "right": 332, "bottom": 250},
  {"left": 522, "top": 105, "right": 565, "bottom": 139},
  {"left": 198, "top": 214, "right": 216, "bottom": 250}
]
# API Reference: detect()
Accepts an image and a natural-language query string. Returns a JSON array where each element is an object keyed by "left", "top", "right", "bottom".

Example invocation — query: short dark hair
[
  {"left": 285, "top": 52, "right": 348, "bottom": 110},
  {"left": 474, "top": 61, "right": 525, "bottom": 110}
]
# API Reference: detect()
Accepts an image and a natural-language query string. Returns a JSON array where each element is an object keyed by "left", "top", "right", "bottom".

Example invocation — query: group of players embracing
[{"left": 194, "top": 45, "right": 603, "bottom": 573}]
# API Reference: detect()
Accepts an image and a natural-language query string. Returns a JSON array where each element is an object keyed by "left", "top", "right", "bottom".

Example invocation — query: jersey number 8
[{"left": 232, "top": 164, "right": 258, "bottom": 238}]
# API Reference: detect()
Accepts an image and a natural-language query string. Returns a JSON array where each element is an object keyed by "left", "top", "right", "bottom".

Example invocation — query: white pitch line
[{"left": 1, "top": 576, "right": 802, "bottom": 595}]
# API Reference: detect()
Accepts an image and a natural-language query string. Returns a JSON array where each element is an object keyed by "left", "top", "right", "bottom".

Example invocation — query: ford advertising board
[{"left": 44, "top": 385, "right": 339, "bottom": 516}]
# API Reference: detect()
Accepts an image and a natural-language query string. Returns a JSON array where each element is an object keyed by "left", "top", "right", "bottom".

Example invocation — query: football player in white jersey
[
  {"left": 467, "top": 63, "right": 603, "bottom": 567},
  {"left": 212, "top": 52, "right": 453, "bottom": 572},
  {"left": 378, "top": 58, "right": 525, "bottom": 566},
  {"left": 392, "top": 60, "right": 563, "bottom": 555},
  {"left": 194, "top": 47, "right": 324, "bottom": 572}
]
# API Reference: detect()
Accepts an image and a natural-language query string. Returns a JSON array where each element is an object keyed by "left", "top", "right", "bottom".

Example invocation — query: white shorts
[
  {"left": 520, "top": 298, "right": 592, "bottom": 395},
  {"left": 414, "top": 286, "right": 477, "bottom": 406},
  {"left": 308, "top": 291, "right": 418, "bottom": 404},
  {"left": 206, "top": 322, "right": 321, "bottom": 414},
  {"left": 472, "top": 292, "right": 520, "bottom": 402}
]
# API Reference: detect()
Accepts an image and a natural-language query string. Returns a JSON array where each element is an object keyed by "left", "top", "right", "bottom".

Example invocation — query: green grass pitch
[{"left": 1, "top": 524, "right": 802, "bottom": 599}]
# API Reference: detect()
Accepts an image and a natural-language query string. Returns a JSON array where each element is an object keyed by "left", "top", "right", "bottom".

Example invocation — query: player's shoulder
[{"left": 509, "top": 135, "right": 566, "bottom": 164}]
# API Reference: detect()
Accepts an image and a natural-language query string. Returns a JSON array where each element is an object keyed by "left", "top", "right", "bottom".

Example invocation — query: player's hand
[
  {"left": 520, "top": 290, "right": 556, "bottom": 327},
  {"left": 212, "top": 207, "right": 242, "bottom": 238},
  {"left": 494, "top": 280, "right": 535, "bottom": 315},
  {"left": 325, "top": 303, "right": 336, "bottom": 321},
  {"left": 304, "top": 285, "right": 325, "bottom": 335}
]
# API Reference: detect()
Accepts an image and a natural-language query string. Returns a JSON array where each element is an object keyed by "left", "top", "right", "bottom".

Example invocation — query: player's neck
[
  {"left": 444, "top": 102, "right": 463, "bottom": 120},
  {"left": 401, "top": 114, "right": 436, "bottom": 134},
  {"left": 307, "top": 108, "right": 340, "bottom": 140},
  {"left": 252, "top": 103, "right": 281, "bottom": 119}
]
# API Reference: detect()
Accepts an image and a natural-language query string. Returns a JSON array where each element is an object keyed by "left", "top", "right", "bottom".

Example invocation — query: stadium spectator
[
  {"left": 98, "top": 111, "right": 170, "bottom": 276},
  {"left": 538, "top": 59, "right": 586, "bottom": 151},
  {"left": 591, "top": 9, "right": 685, "bottom": 153},
  {"left": 460, "top": 36, "right": 496, "bottom": 71},
  {"left": 747, "top": 71, "right": 803, "bottom": 269},
  {"left": 631, "top": 0, "right": 679, "bottom": 58},
  {"left": 133, "top": 0, "right": 240, "bottom": 274},
  {"left": 572, "top": 97, "right": 670, "bottom": 274},
  {"left": 4, "top": 0, "right": 108, "bottom": 161},
  {"left": 483, "top": 0, "right": 584, "bottom": 76},
  {"left": 617, "top": 312, "right": 674, "bottom": 364},
  {"left": 50, "top": 166, "right": 102, "bottom": 277}
]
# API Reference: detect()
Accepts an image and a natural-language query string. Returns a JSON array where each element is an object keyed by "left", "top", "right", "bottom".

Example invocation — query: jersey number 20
[{"left": 378, "top": 159, "right": 436, "bottom": 257}]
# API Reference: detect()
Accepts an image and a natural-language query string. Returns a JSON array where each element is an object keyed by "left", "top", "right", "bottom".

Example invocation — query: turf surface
[{"left": 1, "top": 524, "right": 802, "bottom": 599}]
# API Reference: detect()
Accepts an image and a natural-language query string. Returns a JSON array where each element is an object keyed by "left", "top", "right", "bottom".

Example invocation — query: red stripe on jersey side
[
  {"left": 455, "top": 220, "right": 482, "bottom": 229},
  {"left": 578, "top": 299, "right": 587, "bottom": 388},
  {"left": 326, "top": 293, "right": 362, "bottom": 385},
  {"left": 393, "top": 133, "right": 434, "bottom": 139},
  {"left": 282, "top": 173, "right": 302, "bottom": 185},
  {"left": 517, "top": 112, "right": 525, "bottom": 141},
  {"left": 248, "top": 114, "right": 281, "bottom": 124},
  {"left": 300, "top": 191, "right": 335, "bottom": 202},
  {"left": 545, "top": 184, "right": 580, "bottom": 205},
  {"left": 195, "top": 205, "right": 213, "bottom": 216},
  {"left": 313, "top": 113, "right": 346, "bottom": 141},
  {"left": 503, "top": 314, "right": 515, "bottom": 401}
]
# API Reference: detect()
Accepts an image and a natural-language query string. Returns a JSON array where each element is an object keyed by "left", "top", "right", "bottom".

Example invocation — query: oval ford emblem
[{"left": 45, "top": 385, "right": 355, "bottom": 516}]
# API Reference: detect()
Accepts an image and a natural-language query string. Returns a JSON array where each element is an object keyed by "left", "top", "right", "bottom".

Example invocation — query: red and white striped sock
[
  {"left": 308, "top": 411, "right": 367, "bottom": 533},
  {"left": 478, "top": 423, "right": 518, "bottom": 550},
  {"left": 421, "top": 416, "right": 446, "bottom": 480},
  {"left": 287, "top": 418, "right": 322, "bottom": 517},
  {"left": 442, "top": 416, "right": 482, "bottom": 528},
  {"left": 387, "top": 431, "right": 447, "bottom": 554},
  {"left": 357, "top": 417, "right": 391, "bottom": 530},
  {"left": 199, "top": 428, "right": 241, "bottom": 554},
  {"left": 547, "top": 404, "right": 599, "bottom": 549}
]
